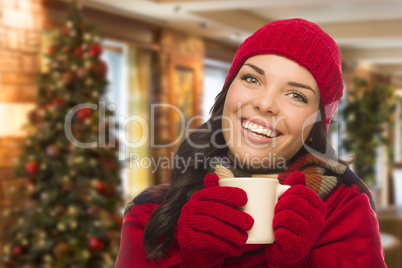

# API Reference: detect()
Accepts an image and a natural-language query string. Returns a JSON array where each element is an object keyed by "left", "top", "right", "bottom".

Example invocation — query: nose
[{"left": 252, "top": 87, "right": 280, "bottom": 115}]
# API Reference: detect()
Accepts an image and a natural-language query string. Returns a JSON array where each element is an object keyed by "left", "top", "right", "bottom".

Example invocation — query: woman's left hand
[{"left": 265, "top": 171, "right": 327, "bottom": 267}]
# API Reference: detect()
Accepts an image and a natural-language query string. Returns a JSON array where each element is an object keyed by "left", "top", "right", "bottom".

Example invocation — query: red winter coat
[{"left": 115, "top": 183, "right": 386, "bottom": 267}]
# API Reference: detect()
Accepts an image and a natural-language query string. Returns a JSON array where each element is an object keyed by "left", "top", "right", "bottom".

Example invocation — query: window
[{"left": 202, "top": 59, "right": 230, "bottom": 121}]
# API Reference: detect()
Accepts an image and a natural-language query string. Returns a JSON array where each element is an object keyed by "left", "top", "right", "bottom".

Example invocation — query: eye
[
  {"left": 240, "top": 74, "right": 260, "bottom": 85},
  {"left": 288, "top": 91, "right": 308, "bottom": 103}
]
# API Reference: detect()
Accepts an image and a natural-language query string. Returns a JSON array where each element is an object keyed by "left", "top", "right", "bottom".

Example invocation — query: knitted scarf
[
  {"left": 208, "top": 153, "right": 375, "bottom": 210},
  {"left": 126, "top": 153, "right": 375, "bottom": 215}
]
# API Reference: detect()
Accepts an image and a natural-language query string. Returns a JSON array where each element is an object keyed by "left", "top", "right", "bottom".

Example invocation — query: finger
[
  {"left": 273, "top": 227, "right": 305, "bottom": 255},
  {"left": 192, "top": 201, "right": 254, "bottom": 231},
  {"left": 204, "top": 173, "right": 220, "bottom": 188},
  {"left": 194, "top": 186, "right": 248, "bottom": 207},
  {"left": 190, "top": 214, "right": 248, "bottom": 247},
  {"left": 197, "top": 232, "right": 243, "bottom": 257},
  {"left": 284, "top": 170, "right": 306, "bottom": 186},
  {"left": 273, "top": 210, "right": 310, "bottom": 235},
  {"left": 280, "top": 185, "right": 326, "bottom": 215},
  {"left": 275, "top": 194, "right": 323, "bottom": 220}
]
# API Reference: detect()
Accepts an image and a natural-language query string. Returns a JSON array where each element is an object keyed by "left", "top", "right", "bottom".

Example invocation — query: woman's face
[{"left": 222, "top": 54, "right": 320, "bottom": 171}]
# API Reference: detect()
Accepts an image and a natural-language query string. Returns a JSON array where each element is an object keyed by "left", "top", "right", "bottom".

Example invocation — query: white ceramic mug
[{"left": 218, "top": 177, "right": 290, "bottom": 244}]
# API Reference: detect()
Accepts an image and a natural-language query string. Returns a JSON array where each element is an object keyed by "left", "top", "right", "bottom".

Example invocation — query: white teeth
[{"left": 242, "top": 120, "right": 278, "bottom": 138}]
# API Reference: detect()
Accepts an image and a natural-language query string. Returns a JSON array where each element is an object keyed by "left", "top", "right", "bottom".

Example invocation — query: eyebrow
[
  {"left": 244, "top": 63, "right": 264, "bottom": 75},
  {"left": 288, "top": 82, "right": 316, "bottom": 94}
]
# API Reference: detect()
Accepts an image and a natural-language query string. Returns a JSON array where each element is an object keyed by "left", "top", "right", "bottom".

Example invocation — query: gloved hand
[
  {"left": 177, "top": 173, "right": 254, "bottom": 268},
  {"left": 265, "top": 171, "right": 327, "bottom": 267}
]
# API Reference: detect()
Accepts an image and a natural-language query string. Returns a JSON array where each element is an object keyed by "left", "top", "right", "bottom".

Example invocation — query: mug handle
[{"left": 276, "top": 184, "right": 291, "bottom": 200}]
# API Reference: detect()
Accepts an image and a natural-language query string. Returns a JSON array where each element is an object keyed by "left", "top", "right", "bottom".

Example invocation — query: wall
[{"left": 0, "top": 0, "right": 45, "bottom": 251}]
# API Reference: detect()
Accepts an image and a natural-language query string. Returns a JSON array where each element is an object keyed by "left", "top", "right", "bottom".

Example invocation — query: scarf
[
  {"left": 126, "top": 153, "right": 375, "bottom": 215},
  {"left": 208, "top": 153, "right": 375, "bottom": 210}
]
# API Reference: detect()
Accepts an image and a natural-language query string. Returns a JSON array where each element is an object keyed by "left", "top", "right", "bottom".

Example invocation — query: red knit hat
[{"left": 224, "top": 18, "right": 343, "bottom": 132}]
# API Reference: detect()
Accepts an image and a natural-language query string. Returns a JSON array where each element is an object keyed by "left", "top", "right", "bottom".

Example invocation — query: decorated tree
[{"left": 1, "top": 2, "right": 123, "bottom": 267}]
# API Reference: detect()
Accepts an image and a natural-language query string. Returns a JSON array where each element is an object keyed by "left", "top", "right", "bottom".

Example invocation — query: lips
[{"left": 241, "top": 118, "right": 281, "bottom": 139}]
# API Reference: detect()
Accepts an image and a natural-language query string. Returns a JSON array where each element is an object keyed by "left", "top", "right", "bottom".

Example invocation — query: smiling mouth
[{"left": 241, "top": 119, "right": 281, "bottom": 139}]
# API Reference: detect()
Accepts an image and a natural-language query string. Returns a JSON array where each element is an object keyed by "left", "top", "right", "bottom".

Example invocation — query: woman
[{"left": 115, "top": 18, "right": 385, "bottom": 267}]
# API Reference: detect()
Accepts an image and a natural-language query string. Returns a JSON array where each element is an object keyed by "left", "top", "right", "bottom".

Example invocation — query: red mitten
[
  {"left": 177, "top": 173, "right": 254, "bottom": 268},
  {"left": 265, "top": 171, "right": 326, "bottom": 267}
]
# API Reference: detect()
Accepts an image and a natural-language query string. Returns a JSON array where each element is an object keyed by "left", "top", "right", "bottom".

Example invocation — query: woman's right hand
[{"left": 177, "top": 173, "right": 254, "bottom": 268}]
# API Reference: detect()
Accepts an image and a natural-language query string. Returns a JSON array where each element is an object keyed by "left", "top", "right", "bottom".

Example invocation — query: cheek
[{"left": 287, "top": 108, "right": 318, "bottom": 138}]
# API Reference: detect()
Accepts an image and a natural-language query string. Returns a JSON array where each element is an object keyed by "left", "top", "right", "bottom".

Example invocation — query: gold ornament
[
  {"left": 54, "top": 242, "right": 70, "bottom": 258},
  {"left": 69, "top": 220, "right": 78, "bottom": 230},
  {"left": 57, "top": 222, "right": 66, "bottom": 231}
]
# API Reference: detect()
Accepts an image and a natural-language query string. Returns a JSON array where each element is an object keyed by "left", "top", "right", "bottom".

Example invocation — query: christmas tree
[{"left": 1, "top": 2, "right": 123, "bottom": 267}]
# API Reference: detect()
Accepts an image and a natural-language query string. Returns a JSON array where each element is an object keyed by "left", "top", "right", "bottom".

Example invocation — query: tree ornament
[
  {"left": 40, "top": 162, "right": 48, "bottom": 170},
  {"left": 88, "top": 237, "right": 105, "bottom": 251},
  {"left": 112, "top": 212, "right": 123, "bottom": 228},
  {"left": 25, "top": 161, "right": 38, "bottom": 177},
  {"left": 12, "top": 245, "right": 24, "bottom": 257},
  {"left": 66, "top": 21, "right": 73, "bottom": 29},
  {"left": 49, "top": 60, "right": 58, "bottom": 70},
  {"left": 61, "top": 72, "right": 76, "bottom": 87},
  {"left": 76, "top": 67, "right": 89, "bottom": 79},
  {"left": 40, "top": 192, "right": 49, "bottom": 201},
  {"left": 91, "top": 60, "right": 107, "bottom": 79},
  {"left": 89, "top": 44, "right": 102, "bottom": 57},
  {"left": 48, "top": 45, "right": 55, "bottom": 56},
  {"left": 67, "top": 205, "right": 79, "bottom": 216},
  {"left": 54, "top": 242, "right": 70, "bottom": 258},
  {"left": 85, "top": 78, "right": 93, "bottom": 86},
  {"left": 100, "top": 157, "right": 116, "bottom": 174},
  {"left": 28, "top": 110, "right": 41, "bottom": 124},
  {"left": 52, "top": 204, "right": 65, "bottom": 217},
  {"left": 77, "top": 108, "right": 93, "bottom": 120},
  {"left": 61, "top": 184, "right": 73, "bottom": 193},
  {"left": 57, "top": 222, "right": 66, "bottom": 232},
  {"left": 46, "top": 144, "right": 61, "bottom": 157},
  {"left": 91, "top": 91, "right": 99, "bottom": 98},
  {"left": 81, "top": 249, "right": 90, "bottom": 260},
  {"left": 63, "top": 46, "right": 71, "bottom": 53},
  {"left": 5, "top": 260, "right": 15, "bottom": 268},
  {"left": 84, "top": 33, "right": 92, "bottom": 41},
  {"left": 94, "top": 180, "right": 107, "bottom": 195},
  {"left": 43, "top": 254, "right": 52, "bottom": 263},
  {"left": 86, "top": 204, "right": 100, "bottom": 217},
  {"left": 61, "top": 60, "right": 73, "bottom": 71},
  {"left": 22, "top": 264, "right": 36, "bottom": 268},
  {"left": 3, "top": 244, "right": 11, "bottom": 255},
  {"left": 69, "top": 220, "right": 78, "bottom": 230},
  {"left": 61, "top": 26, "right": 70, "bottom": 35},
  {"left": 74, "top": 47, "right": 84, "bottom": 58}
]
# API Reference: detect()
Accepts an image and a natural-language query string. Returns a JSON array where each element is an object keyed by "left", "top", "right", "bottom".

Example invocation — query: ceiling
[{"left": 80, "top": 0, "right": 402, "bottom": 82}]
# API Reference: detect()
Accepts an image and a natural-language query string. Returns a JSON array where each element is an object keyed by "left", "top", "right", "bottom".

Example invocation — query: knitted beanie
[{"left": 223, "top": 18, "right": 343, "bottom": 132}]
